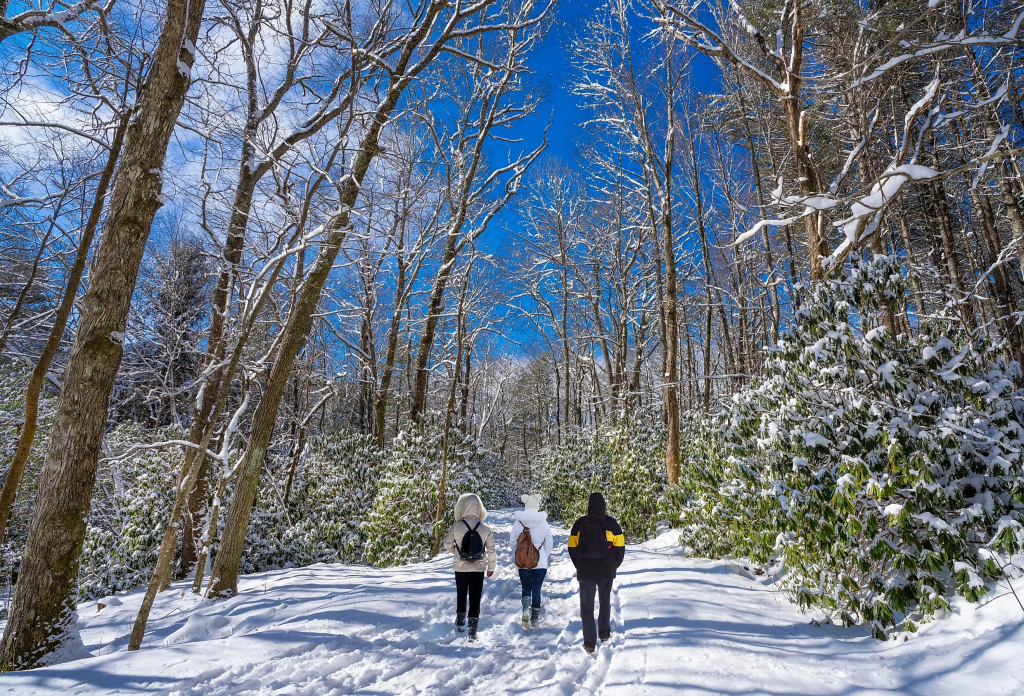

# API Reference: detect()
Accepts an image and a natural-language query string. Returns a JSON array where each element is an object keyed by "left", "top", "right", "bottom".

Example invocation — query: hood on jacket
[
  {"left": 521, "top": 493, "right": 542, "bottom": 510},
  {"left": 513, "top": 508, "right": 549, "bottom": 526},
  {"left": 454, "top": 492, "right": 487, "bottom": 522},
  {"left": 587, "top": 492, "right": 607, "bottom": 517}
]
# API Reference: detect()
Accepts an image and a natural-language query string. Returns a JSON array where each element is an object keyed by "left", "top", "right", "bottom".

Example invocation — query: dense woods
[{"left": 0, "top": 0, "right": 1022, "bottom": 670}]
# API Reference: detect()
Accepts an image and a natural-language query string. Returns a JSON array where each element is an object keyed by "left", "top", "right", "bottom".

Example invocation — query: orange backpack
[{"left": 515, "top": 526, "right": 540, "bottom": 569}]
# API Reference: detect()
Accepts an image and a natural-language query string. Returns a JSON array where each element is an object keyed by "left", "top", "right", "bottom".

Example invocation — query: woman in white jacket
[{"left": 510, "top": 493, "right": 554, "bottom": 628}]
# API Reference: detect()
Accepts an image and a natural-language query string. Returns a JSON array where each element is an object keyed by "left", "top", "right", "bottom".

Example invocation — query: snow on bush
[
  {"left": 241, "top": 431, "right": 385, "bottom": 572},
  {"left": 680, "top": 256, "right": 1024, "bottom": 635},
  {"left": 288, "top": 432, "right": 385, "bottom": 563},
  {"left": 538, "top": 417, "right": 667, "bottom": 541},
  {"left": 362, "top": 415, "right": 485, "bottom": 567},
  {"left": 476, "top": 450, "right": 530, "bottom": 510},
  {"left": 79, "top": 424, "right": 178, "bottom": 599}
]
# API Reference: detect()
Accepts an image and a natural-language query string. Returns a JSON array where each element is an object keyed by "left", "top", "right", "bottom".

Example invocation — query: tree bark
[
  {"left": 0, "top": 113, "right": 129, "bottom": 546},
  {"left": 459, "top": 342, "right": 471, "bottom": 431},
  {"left": 661, "top": 98, "right": 680, "bottom": 487},
  {"left": 0, "top": 0, "right": 205, "bottom": 669},
  {"left": 431, "top": 275, "right": 468, "bottom": 557},
  {"left": 930, "top": 180, "right": 978, "bottom": 332},
  {"left": 408, "top": 232, "right": 459, "bottom": 421},
  {"left": 206, "top": 3, "right": 452, "bottom": 595}
]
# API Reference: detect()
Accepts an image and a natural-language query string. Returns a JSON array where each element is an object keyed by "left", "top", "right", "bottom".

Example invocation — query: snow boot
[
  {"left": 468, "top": 617, "right": 479, "bottom": 641},
  {"left": 530, "top": 606, "right": 541, "bottom": 628},
  {"left": 456, "top": 612, "right": 466, "bottom": 632},
  {"left": 599, "top": 630, "right": 611, "bottom": 642},
  {"left": 521, "top": 596, "right": 531, "bottom": 628},
  {"left": 583, "top": 642, "right": 596, "bottom": 654}
]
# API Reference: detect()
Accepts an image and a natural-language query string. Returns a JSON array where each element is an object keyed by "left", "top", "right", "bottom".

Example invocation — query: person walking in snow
[
  {"left": 511, "top": 493, "right": 554, "bottom": 629},
  {"left": 567, "top": 492, "right": 625, "bottom": 654},
  {"left": 442, "top": 492, "right": 497, "bottom": 640}
]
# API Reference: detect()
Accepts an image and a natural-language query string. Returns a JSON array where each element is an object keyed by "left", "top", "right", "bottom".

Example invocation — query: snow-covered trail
[{"left": 1, "top": 510, "right": 1023, "bottom": 695}]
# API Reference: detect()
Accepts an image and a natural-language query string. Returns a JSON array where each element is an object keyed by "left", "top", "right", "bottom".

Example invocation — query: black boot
[
  {"left": 468, "top": 617, "right": 479, "bottom": 640},
  {"left": 456, "top": 612, "right": 466, "bottom": 632},
  {"left": 530, "top": 606, "right": 541, "bottom": 628}
]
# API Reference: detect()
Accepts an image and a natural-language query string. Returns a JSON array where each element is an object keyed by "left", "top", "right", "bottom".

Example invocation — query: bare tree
[
  {"left": 0, "top": 0, "right": 206, "bottom": 668},
  {"left": 206, "top": 0, "right": 553, "bottom": 599}
]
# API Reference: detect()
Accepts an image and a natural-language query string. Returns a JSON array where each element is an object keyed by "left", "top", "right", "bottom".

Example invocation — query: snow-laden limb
[
  {"left": 837, "top": 164, "right": 941, "bottom": 247},
  {"left": 972, "top": 124, "right": 1009, "bottom": 190},
  {"left": 651, "top": 0, "right": 788, "bottom": 94},
  {"left": 0, "top": 0, "right": 111, "bottom": 43},
  {"left": 98, "top": 439, "right": 221, "bottom": 466},
  {"left": 733, "top": 214, "right": 803, "bottom": 247},
  {"left": 849, "top": 8, "right": 1024, "bottom": 87}
]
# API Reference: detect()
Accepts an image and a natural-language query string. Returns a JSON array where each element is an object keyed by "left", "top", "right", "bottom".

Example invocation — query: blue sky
[
  {"left": 483, "top": 0, "right": 603, "bottom": 258},
  {"left": 485, "top": 0, "right": 726, "bottom": 256}
]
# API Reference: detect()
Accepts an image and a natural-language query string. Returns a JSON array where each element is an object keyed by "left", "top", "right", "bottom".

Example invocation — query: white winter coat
[
  {"left": 510, "top": 508, "right": 554, "bottom": 570},
  {"left": 443, "top": 493, "right": 497, "bottom": 573}
]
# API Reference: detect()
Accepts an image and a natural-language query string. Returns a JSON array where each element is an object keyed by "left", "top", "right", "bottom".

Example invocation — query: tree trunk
[
  {"left": 459, "top": 342, "right": 471, "bottom": 431},
  {"left": 409, "top": 232, "right": 458, "bottom": 422},
  {"left": 431, "top": 279, "right": 468, "bottom": 557},
  {"left": 178, "top": 453, "right": 208, "bottom": 578},
  {"left": 737, "top": 90, "right": 781, "bottom": 344},
  {"left": 0, "top": 113, "right": 129, "bottom": 546},
  {"left": 661, "top": 133, "right": 680, "bottom": 486},
  {"left": 204, "top": 11, "right": 448, "bottom": 593},
  {"left": 930, "top": 180, "right": 978, "bottom": 332},
  {"left": 0, "top": 0, "right": 205, "bottom": 669},
  {"left": 375, "top": 301, "right": 405, "bottom": 446},
  {"left": 970, "top": 187, "right": 1022, "bottom": 361},
  {"left": 174, "top": 161, "right": 258, "bottom": 578}
]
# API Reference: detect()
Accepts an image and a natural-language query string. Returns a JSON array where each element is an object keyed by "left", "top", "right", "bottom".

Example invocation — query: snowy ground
[{"left": 2, "top": 510, "right": 1023, "bottom": 695}]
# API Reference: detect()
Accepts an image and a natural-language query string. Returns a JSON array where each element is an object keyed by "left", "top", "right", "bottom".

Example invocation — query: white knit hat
[{"left": 521, "top": 493, "right": 542, "bottom": 510}]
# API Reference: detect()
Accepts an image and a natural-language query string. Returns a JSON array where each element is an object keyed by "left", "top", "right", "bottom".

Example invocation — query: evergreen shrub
[
  {"left": 362, "top": 415, "right": 485, "bottom": 566},
  {"left": 79, "top": 424, "right": 178, "bottom": 599},
  {"left": 680, "top": 256, "right": 1024, "bottom": 635},
  {"left": 538, "top": 417, "right": 666, "bottom": 541}
]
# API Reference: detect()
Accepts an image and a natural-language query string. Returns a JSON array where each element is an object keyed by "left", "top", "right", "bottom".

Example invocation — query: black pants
[
  {"left": 579, "top": 578, "right": 613, "bottom": 646},
  {"left": 455, "top": 571, "right": 485, "bottom": 618}
]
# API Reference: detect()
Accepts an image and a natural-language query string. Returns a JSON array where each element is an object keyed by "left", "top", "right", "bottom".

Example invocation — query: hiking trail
[{"left": 1, "top": 510, "right": 1022, "bottom": 695}]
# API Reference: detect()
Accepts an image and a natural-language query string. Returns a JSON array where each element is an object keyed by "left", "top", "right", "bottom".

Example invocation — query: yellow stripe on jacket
[
  {"left": 568, "top": 533, "right": 579, "bottom": 548},
  {"left": 605, "top": 530, "right": 625, "bottom": 547}
]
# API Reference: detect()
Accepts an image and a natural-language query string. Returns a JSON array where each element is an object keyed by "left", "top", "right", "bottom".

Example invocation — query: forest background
[{"left": 0, "top": 0, "right": 1022, "bottom": 671}]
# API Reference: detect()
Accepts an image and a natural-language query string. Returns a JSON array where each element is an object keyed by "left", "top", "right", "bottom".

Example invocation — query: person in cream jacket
[{"left": 442, "top": 493, "right": 496, "bottom": 639}]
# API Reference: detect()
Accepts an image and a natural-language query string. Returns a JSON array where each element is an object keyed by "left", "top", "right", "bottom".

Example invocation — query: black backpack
[
  {"left": 458, "top": 520, "right": 485, "bottom": 561},
  {"left": 577, "top": 515, "right": 610, "bottom": 560}
]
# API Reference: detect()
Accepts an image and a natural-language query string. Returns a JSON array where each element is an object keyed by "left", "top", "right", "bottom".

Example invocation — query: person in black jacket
[{"left": 567, "top": 492, "right": 625, "bottom": 653}]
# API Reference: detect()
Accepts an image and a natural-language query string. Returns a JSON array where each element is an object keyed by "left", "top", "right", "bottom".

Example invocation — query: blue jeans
[{"left": 519, "top": 567, "right": 547, "bottom": 607}]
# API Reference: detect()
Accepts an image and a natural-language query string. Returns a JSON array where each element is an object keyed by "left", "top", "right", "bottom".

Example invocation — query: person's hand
[{"left": 486, "top": 570, "right": 494, "bottom": 578}]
